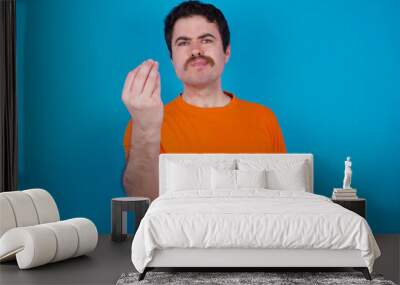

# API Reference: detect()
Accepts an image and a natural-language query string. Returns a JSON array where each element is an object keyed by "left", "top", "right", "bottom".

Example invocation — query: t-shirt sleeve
[
  {"left": 265, "top": 108, "right": 287, "bottom": 153},
  {"left": 273, "top": 118, "right": 287, "bottom": 153},
  {"left": 123, "top": 120, "right": 133, "bottom": 160},
  {"left": 160, "top": 143, "right": 166, "bottom": 154}
]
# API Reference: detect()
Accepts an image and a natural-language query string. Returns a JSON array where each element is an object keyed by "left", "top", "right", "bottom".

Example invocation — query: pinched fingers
[
  {"left": 121, "top": 67, "right": 139, "bottom": 103},
  {"left": 142, "top": 61, "right": 159, "bottom": 97},
  {"left": 153, "top": 72, "right": 161, "bottom": 97},
  {"left": 132, "top": 60, "right": 154, "bottom": 97}
]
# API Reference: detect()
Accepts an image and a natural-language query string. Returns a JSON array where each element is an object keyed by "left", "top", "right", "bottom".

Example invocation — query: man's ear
[{"left": 224, "top": 45, "right": 231, "bottom": 64}]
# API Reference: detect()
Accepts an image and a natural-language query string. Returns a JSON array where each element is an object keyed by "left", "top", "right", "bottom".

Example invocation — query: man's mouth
[
  {"left": 190, "top": 59, "right": 209, "bottom": 67},
  {"left": 184, "top": 56, "right": 214, "bottom": 71}
]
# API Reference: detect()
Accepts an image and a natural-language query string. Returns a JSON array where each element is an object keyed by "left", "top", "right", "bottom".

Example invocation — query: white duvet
[{"left": 131, "top": 189, "right": 381, "bottom": 273}]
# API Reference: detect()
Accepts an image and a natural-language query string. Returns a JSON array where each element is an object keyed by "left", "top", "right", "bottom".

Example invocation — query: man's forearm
[{"left": 123, "top": 127, "right": 160, "bottom": 201}]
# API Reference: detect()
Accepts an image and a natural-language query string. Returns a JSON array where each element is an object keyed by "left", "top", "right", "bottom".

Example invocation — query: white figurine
[{"left": 342, "top": 156, "right": 352, "bottom": 189}]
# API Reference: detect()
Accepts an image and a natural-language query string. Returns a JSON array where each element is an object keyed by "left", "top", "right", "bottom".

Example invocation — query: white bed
[{"left": 131, "top": 153, "right": 381, "bottom": 281}]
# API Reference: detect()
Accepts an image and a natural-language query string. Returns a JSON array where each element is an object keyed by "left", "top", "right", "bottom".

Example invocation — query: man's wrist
[{"left": 132, "top": 126, "right": 161, "bottom": 144}]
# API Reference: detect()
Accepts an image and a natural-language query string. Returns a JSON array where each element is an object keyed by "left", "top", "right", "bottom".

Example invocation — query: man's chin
[{"left": 183, "top": 78, "right": 214, "bottom": 88}]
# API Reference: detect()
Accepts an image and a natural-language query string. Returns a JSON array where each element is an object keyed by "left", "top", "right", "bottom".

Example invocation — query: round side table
[{"left": 111, "top": 197, "right": 150, "bottom": 242}]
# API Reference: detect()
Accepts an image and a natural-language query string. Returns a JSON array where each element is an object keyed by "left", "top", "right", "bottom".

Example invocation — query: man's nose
[{"left": 190, "top": 43, "right": 204, "bottom": 57}]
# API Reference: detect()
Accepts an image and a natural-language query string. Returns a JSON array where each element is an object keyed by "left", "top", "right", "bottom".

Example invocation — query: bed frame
[{"left": 138, "top": 153, "right": 371, "bottom": 280}]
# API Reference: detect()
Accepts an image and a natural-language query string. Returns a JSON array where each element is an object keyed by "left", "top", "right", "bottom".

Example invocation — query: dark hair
[{"left": 164, "top": 0, "right": 230, "bottom": 58}]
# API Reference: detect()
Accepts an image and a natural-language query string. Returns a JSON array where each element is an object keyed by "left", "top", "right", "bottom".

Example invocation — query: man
[{"left": 121, "top": 1, "right": 286, "bottom": 201}]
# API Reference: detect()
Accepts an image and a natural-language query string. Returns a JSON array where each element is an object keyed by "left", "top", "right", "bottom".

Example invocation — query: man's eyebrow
[{"left": 174, "top": 33, "right": 216, "bottom": 44}]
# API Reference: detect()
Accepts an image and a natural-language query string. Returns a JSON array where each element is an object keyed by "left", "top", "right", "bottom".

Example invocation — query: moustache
[{"left": 184, "top": 55, "right": 214, "bottom": 70}]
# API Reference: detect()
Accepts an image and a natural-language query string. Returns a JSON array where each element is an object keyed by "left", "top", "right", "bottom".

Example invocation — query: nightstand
[
  {"left": 111, "top": 197, "right": 150, "bottom": 242},
  {"left": 332, "top": 198, "right": 366, "bottom": 219}
]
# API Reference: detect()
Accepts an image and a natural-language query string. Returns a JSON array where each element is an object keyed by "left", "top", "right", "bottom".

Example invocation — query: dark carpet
[{"left": 116, "top": 271, "right": 396, "bottom": 285}]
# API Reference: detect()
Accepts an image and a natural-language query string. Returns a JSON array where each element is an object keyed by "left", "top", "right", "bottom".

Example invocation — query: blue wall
[{"left": 17, "top": 0, "right": 400, "bottom": 234}]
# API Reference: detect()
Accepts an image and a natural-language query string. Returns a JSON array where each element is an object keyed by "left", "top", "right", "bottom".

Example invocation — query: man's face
[{"left": 171, "top": 15, "right": 231, "bottom": 88}]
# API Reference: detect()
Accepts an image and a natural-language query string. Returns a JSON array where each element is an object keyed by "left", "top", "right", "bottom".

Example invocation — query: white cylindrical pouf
[
  {"left": 0, "top": 196, "right": 17, "bottom": 238},
  {"left": 0, "top": 226, "right": 57, "bottom": 269},
  {"left": 64, "top": 218, "right": 98, "bottom": 257},
  {"left": 0, "top": 189, "right": 98, "bottom": 269},
  {"left": 0, "top": 192, "right": 39, "bottom": 227},
  {"left": 42, "top": 221, "right": 79, "bottom": 262},
  {"left": 23, "top": 189, "right": 60, "bottom": 224}
]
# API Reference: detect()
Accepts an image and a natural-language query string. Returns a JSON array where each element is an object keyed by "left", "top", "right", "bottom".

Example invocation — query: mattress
[{"left": 131, "top": 189, "right": 381, "bottom": 273}]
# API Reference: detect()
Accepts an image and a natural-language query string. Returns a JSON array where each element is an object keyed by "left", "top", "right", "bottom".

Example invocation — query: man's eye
[
  {"left": 178, "top": 42, "right": 188, "bottom": 46},
  {"left": 202, "top": 39, "right": 212, "bottom": 43}
]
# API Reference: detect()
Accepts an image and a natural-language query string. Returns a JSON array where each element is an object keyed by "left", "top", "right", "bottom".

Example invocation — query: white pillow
[
  {"left": 237, "top": 159, "right": 309, "bottom": 191},
  {"left": 211, "top": 168, "right": 236, "bottom": 190},
  {"left": 266, "top": 166, "right": 307, "bottom": 191},
  {"left": 166, "top": 159, "right": 236, "bottom": 192},
  {"left": 211, "top": 168, "right": 267, "bottom": 190},
  {"left": 237, "top": 169, "right": 267, "bottom": 188},
  {"left": 166, "top": 161, "right": 212, "bottom": 191}
]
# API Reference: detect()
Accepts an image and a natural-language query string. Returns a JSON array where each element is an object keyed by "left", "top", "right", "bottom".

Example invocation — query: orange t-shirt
[{"left": 123, "top": 91, "right": 286, "bottom": 159}]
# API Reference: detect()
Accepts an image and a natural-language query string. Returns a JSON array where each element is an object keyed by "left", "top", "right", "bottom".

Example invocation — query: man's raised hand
[{"left": 122, "top": 59, "right": 163, "bottom": 132}]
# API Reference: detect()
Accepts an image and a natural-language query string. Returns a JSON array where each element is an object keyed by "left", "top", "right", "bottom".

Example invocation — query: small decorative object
[
  {"left": 342, "top": 156, "right": 352, "bottom": 189},
  {"left": 332, "top": 156, "right": 358, "bottom": 200}
]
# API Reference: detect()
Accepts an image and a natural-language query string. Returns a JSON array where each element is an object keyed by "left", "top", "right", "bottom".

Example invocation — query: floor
[
  {"left": 374, "top": 234, "right": 400, "bottom": 284},
  {"left": 0, "top": 235, "right": 399, "bottom": 285},
  {"left": 0, "top": 236, "right": 134, "bottom": 285}
]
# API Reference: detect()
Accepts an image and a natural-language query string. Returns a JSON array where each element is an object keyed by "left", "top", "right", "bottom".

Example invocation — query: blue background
[{"left": 16, "top": 0, "right": 400, "bottom": 234}]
